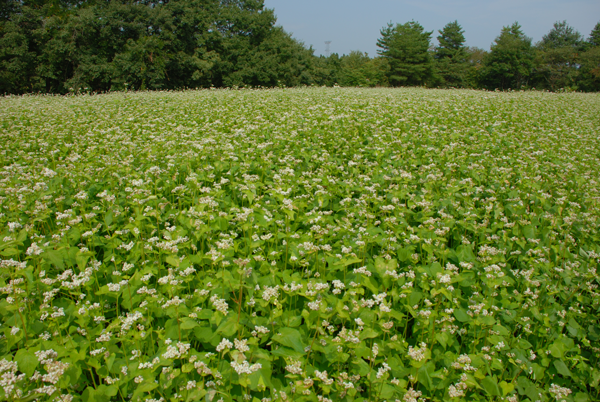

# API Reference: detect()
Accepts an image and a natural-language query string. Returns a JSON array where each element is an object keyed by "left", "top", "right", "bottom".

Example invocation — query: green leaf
[
  {"left": 215, "top": 314, "right": 238, "bottom": 337},
  {"left": 481, "top": 375, "right": 500, "bottom": 396},
  {"left": 456, "top": 245, "right": 475, "bottom": 262},
  {"left": 0, "top": 247, "right": 19, "bottom": 256},
  {"left": 271, "top": 346, "right": 305, "bottom": 360},
  {"left": 454, "top": 308, "right": 471, "bottom": 322},
  {"left": 379, "top": 383, "right": 396, "bottom": 399},
  {"left": 76, "top": 253, "right": 90, "bottom": 270},
  {"left": 15, "top": 349, "right": 38, "bottom": 377},
  {"left": 553, "top": 359, "right": 572, "bottom": 377},
  {"left": 104, "top": 210, "right": 113, "bottom": 227},
  {"left": 522, "top": 225, "right": 536, "bottom": 239},
  {"left": 194, "top": 326, "right": 214, "bottom": 343},
  {"left": 397, "top": 247, "right": 413, "bottom": 262},
  {"left": 17, "top": 229, "right": 28, "bottom": 243},
  {"left": 435, "top": 331, "right": 451, "bottom": 349},
  {"left": 166, "top": 255, "right": 180, "bottom": 267},
  {"left": 499, "top": 381, "right": 514, "bottom": 396},
  {"left": 363, "top": 276, "right": 380, "bottom": 293},
  {"left": 98, "top": 385, "right": 118, "bottom": 397},
  {"left": 180, "top": 318, "right": 199, "bottom": 330},
  {"left": 44, "top": 249, "right": 65, "bottom": 269},
  {"left": 359, "top": 327, "right": 379, "bottom": 340},
  {"left": 16, "top": 393, "right": 45, "bottom": 402},
  {"left": 408, "top": 291, "right": 423, "bottom": 306},
  {"left": 352, "top": 358, "right": 370, "bottom": 376},
  {"left": 271, "top": 327, "right": 306, "bottom": 354},
  {"left": 335, "top": 257, "right": 362, "bottom": 267},
  {"left": 549, "top": 340, "right": 566, "bottom": 358},
  {"left": 82, "top": 387, "right": 96, "bottom": 402},
  {"left": 417, "top": 362, "right": 434, "bottom": 390},
  {"left": 136, "top": 382, "right": 158, "bottom": 393}
]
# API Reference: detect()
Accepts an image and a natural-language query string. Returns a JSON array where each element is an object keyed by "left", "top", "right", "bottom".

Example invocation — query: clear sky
[{"left": 262, "top": 0, "right": 600, "bottom": 57}]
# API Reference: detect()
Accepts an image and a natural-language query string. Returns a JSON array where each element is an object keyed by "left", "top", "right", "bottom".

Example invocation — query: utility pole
[{"left": 325, "top": 41, "right": 331, "bottom": 57}]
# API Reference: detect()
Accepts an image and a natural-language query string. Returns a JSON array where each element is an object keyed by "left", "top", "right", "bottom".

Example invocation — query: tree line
[{"left": 1, "top": 0, "right": 599, "bottom": 94}]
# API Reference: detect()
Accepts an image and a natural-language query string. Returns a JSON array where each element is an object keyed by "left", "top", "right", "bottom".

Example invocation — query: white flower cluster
[
  {"left": 216, "top": 338, "right": 233, "bottom": 352},
  {"left": 448, "top": 373, "right": 468, "bottom": 398},
  {"left": 307, "top": 299, "right": 322, "bottom": 311},
  {"left": 234, "top": 338, "right": 249, "bottom": 353},
  {"left": 162, "top": 295, "right": 184, "bottom": 309},
  {"left": 332, "top": 279, "right": 345, "bottom": 294},
  {"left": 7, "top": 222, "right": 22, "bottom": 232},
  {"left": 262, "top": 285, "right": 280, "bottom": 302},
  {"left": 0, "top": 359, "right": 25, "bottom": 398},
  {"left": 95, "top": 332, "right": 112, "bottom": 343},
  {"left": 26, "top": 242, "right": 44, "bottom": 256},
  {"left": 372, "top": 342, "right": 379, "bottom": 358},
  {"left": 120, "top": 311, "right": 143, "bottom": 334},
  {"left": 407, "top": 342, "right": 427, "bottom": 362},
  {"left": 353, "top": 266, "right": 371, "bottom": 276},
  {"left": 0, "top": 259, "right": 27, "bottom": 270},
  {"left": 35, "top": 350, "right": 58, "bottom": 365},
  {"left": 403, "top": 387, "right": 423, "bottom": 402},
  {"left": 376, "top": 362, "right": 390, "bottom": 379},
  {"left": 161, "top": 342, "right": 190, "bottom": 359},
  {"left": 285, "top": 360, "right": 303, "bottom": 375},
  {"left": 451, "top": 354, "right": 476, "bottom": 371},
  {"left": 108, "top": 280, "right": 128, "bottom": 292},
  {"left": 230, "top": 360, "right": 262, "bottom": 375},
  {"left": 314, "top": 370, "right": 333, "bottom": 385},
  {"left": 549, "top": 384, "right": 572, "bottom": 401},
  {"left": 210, "top": 294, "right": 229, "bottom": 314},
  {"left": 333, "top": 327, "right": 360, "bottom": 344},
  {"left": 252, "top": 326, "right": 270, "bottom": 337},
  {"left": 282, "top": 281, "right": 303, "bottom": 292}
]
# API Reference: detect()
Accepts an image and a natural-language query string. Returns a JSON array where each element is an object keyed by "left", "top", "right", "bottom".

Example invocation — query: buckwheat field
[{"left": 1, "top": 87, "right": 600, "bottom": 402}]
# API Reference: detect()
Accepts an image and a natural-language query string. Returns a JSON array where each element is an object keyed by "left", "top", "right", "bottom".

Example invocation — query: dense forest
[{"left": 1, "top": 0, "right": 599, "bottom": 94}]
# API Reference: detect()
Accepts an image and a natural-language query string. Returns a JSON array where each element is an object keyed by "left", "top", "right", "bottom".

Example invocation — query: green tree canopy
[
  {"left": 579, "top": 22, "right": 600, "bottom": 91},
  {"left": 336, "top": 51, "right": 388, "bottom": 87},
  {"left": 533, "top": 21, "right": 583, "bottom": 91},
  {"left": 434, "top": 21, "right": 470, "bottom": 87},
  {"left": 481, "top": 22, "right": 534, "bottom": 90},
  {"left": 435, "top": 20, "right": 466, "bottom": 60},
  {"left": 0, "top": 0, "right": 317, "bottom": 93},
  {"left": 588, "top": 22, "right": 600, "bottom": 47},
  {"left": 377, "top": 21, "right": 434, "bottom": 86},
  {"left": 538, "top": 21, "right": 584, "bottom": 49}
]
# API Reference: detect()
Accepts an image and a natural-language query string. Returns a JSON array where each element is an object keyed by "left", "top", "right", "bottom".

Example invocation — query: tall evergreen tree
[
  {"left": 436, "top": 21, "right": 466, "bottom": 60},
  {"left": 377, "top": 21, "right": 434, "bottom": 86},
  {"left": 588, "top": 22, "right": 600, "bottom": 47},
  {"left": 578, "top": 22, "right": 600, "bottom": 91},
  {"left": 539, "top": 21, "right": 584, "bottom": 49},
  {"left": 533, "top": 21, "right": 583, "bottom": 91},
  {"left": 435, "top": 20, "right": 470, "bottom": 87},
  {"left": 481, "top": 22, "right": 533, "bottom": 90}
]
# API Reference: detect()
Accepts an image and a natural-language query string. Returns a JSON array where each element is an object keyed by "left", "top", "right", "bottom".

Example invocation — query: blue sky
[{"left": 262, "top": 0, "right": 600, "bottom": 57}]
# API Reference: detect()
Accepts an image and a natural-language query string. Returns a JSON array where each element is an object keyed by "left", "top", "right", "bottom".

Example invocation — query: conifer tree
[
  {"left": 481, "top": 22, "right": 533, "bottom": 90},
  {"left": 377, "top": 21, "right": 434, "bottom": 87},
  {"left": 435, "top": 20, "right": 470, "bottom": 87}
]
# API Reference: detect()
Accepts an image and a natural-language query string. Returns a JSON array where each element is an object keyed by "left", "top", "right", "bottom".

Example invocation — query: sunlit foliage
[{"left": 1, "top": 87, "right": 600, "bottom": 401}]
